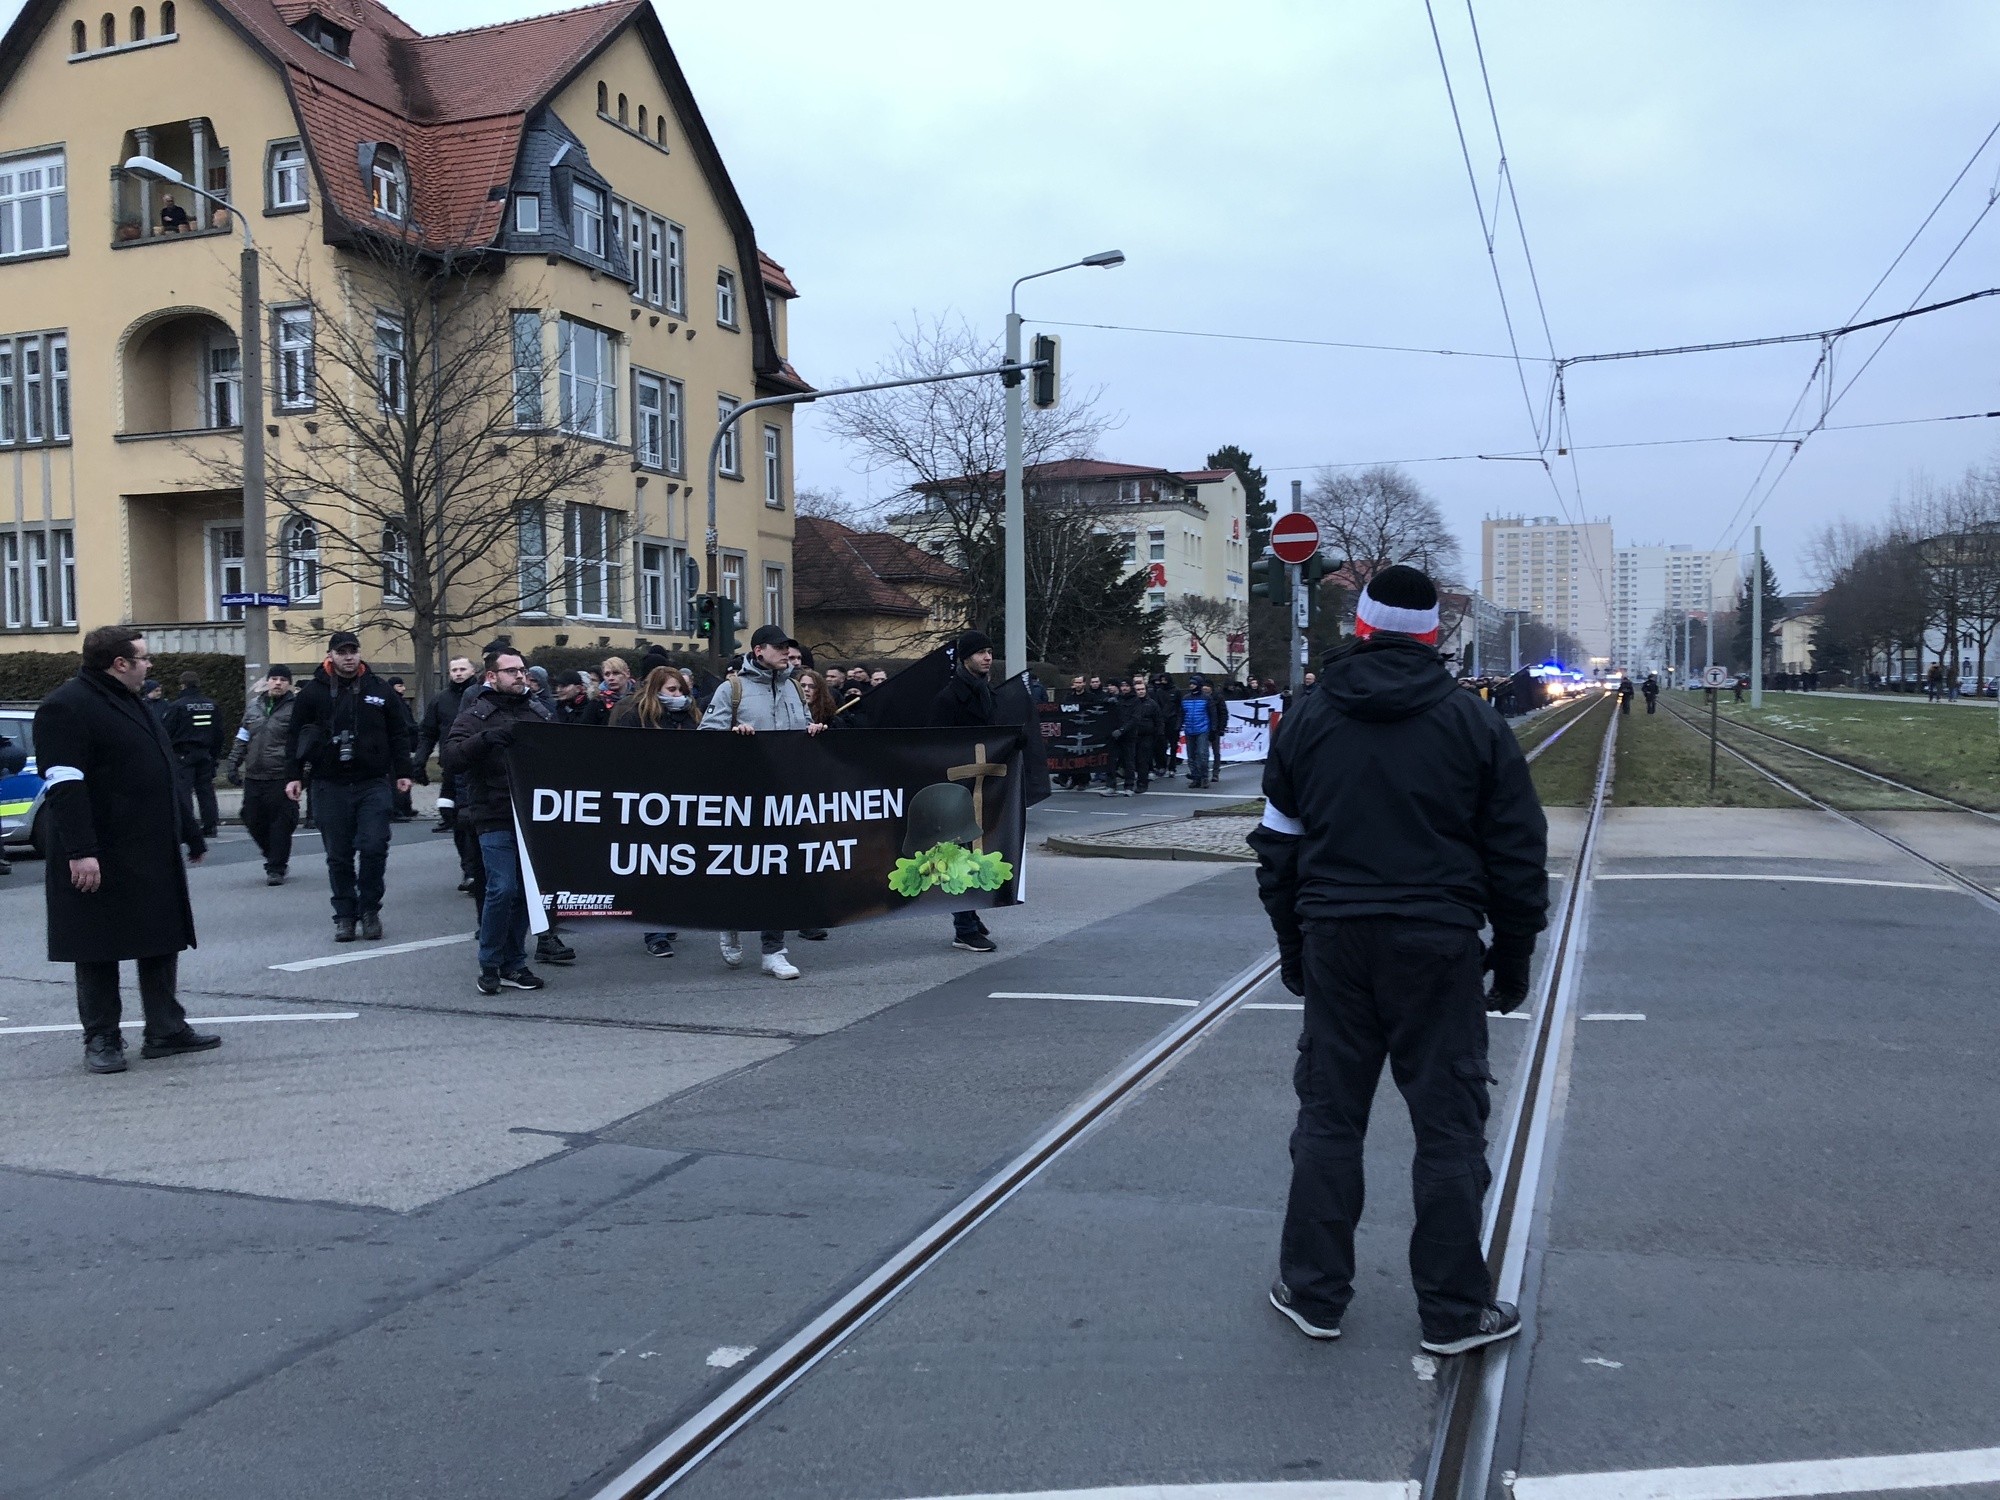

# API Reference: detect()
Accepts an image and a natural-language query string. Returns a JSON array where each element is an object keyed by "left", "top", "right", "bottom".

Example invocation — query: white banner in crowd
[{"left": 1220, "top": 695, "right": 1285, "bottom": 763}]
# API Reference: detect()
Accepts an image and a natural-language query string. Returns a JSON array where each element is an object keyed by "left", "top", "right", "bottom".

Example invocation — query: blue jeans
[
  {"left": 1184, "top": 731, "right": 1212, "bottom": 783},
  {"left": 313, "top": 777, "right": 392, "bottom": 920},
  {"left": 477, "top": 829, "right": 528, "bottom": 974}
]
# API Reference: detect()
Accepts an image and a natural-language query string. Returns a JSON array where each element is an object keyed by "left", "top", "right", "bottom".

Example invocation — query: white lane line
[
  {"left": 2, "top": 1013, "right": 358, "bottom": 1036},
  {"left": 271, "top": 935, "right": 473, "bottom": 971},
  {"left": 1582, "top": 1013, "right": 1646, "bottom": 1022},
  {"left": 1242, "top": 1002, "right": 1304, "bottom": 1011},
  {"left": 1513, "top": 1445, "right": 2000, "bottom": 1500},
  {"left": 990, "top": 991, "right": 1195, "bottom": 1008},
  {"left": 1596, "top": 872, "right": 1955, "bottom": 891},
  {"left": 897, "top": 1487, "right": 1416, "bottom": 1500}
]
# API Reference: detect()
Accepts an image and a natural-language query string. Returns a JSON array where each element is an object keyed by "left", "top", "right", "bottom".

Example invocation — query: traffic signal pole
[{"left": 1288, "top": 480, "right": 1305, "bottom": 697}]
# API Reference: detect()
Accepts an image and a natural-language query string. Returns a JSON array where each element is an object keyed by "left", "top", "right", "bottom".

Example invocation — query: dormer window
[
  {"left": 291, "top": 12, "right": 351, "bottom": 61},
  {"left": 367, "top": 145, "right": 405, "bottom": 219}
]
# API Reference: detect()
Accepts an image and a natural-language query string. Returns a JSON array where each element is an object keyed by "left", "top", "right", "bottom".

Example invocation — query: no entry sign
[{"left": 1270, "top": 511, "right": 1320, "bottom": 565}]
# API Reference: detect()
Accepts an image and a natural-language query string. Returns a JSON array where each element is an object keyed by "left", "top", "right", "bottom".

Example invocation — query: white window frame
[
  {"left": 717, "top": 394, "right": 740, "bottom": 477},
  {"left": 274, "top": 307, "right": 313, "bottom": 410},
  {"left": 510, "top": 310, "right": 543, "bottom": 427},
  {"left": 370, "top": 149, "right": 405, "bottom": 220},
  {"left": 557, "top": 317, "right": 617, "bottom": 440},
  {"left": 762, "top": 423, "right": 782, "bottom": 508},
  {"left": 48, "top": 334, "right": 68, "bottom": 440},
  {"left": 634, "top": 370, "right": 665, "bottom": 470},
  {"left": 666, "top": 222, "right": 685, "bottom": 313},
  {"left": 0, "top": 150, "right": 68, "bottom": 260},
  {"left": 639, "top": 540, "right": 670, "bottom": 630},
  {"left": 0, "top": 342, "right": 13, "bottom": 444},
  {"left": 0, "top": 532, "right": 19, "bottom": 627},
  {"left": 720, "top": 552, "right": 744, "bottom": 612},
  {"left": 571, "top": 182, "right": 606, "bottom": 258},
  {"left": 283, "top": 515, "right": 321, "bottom": 602},
  {"left": 625, "top": 201, "right": 643, "bottom": 290},
  {"left": 1148, "top": 527, "right": 1166, "bottom": 562},
  {"left": 663, "top": 375, "right": 684, "bottom": 474},
  {"left": 762, "top": 562, "right": 783, "bottom": 628},
  {"left": 208, "top": 523, "right": 245, "bottom": 621},
  {"left": 374, "top": 315, "right": 405, "bottom": 413},
  {"left": 517, "top": 504, "right": 549, "bottom": 612},
  {"left": 715, "top": 267, "right": 737, "bottom": 327},
  {"left": 21, "top": 338, "right": 44, "bottom": 441},
  {"left": 513, "top": 193, "right": 540, "bottom": 234},
  {"left": 205, "top": 338, "right": 241, "bottom": 428},
  {"left": 24, "top": 528, "right": 50, "bottom": 628},
  {"left": 381, "top": 523, "right": 411, "bottom": 605},
  {"left": 268, "top": 140, "right": 307, "bottom": 211},
  {"left": 565, "top": 502, "right": 623, "bottom": 620}
]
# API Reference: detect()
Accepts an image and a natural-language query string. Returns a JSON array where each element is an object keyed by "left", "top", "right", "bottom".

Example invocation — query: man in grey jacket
[
  {"left": 699, "top": 624, "right": 825, "bottom": 978},
  {"left": 224, "top": 666, "right": 299, "bottom": 885}
]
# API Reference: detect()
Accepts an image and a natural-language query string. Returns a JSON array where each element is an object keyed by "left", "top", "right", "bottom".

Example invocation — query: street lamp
[
  {"left": 1003, "top": 250, "right": 1124, "bottom": 677},
  {"left": 123, "top": 155, "right": 267, "bottom": 699}
]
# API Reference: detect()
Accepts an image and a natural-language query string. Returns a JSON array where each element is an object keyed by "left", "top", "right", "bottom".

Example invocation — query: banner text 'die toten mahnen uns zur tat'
[{"left": 505, "top": 723, "right": 1028, "bottom": 933}]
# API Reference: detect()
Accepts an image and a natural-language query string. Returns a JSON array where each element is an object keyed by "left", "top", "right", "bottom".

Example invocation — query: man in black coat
[
  {"left": 286, "top": 630, "right": 414, "bottom": 942},
  {"left": 1249, "top": 565, "right": 1547, "bottom": 1357},
  {"left": 928, "top": 628, "right": 1001, "bottom": 954},
  {"left": 415, "top": 656, "right": 480, "bottom": 890},
  {"left": 160, "top": 670, "right": 225, "bottom": 837},
  {"left": 35, "top": 627, "right": 220, "bottom": 1075}
]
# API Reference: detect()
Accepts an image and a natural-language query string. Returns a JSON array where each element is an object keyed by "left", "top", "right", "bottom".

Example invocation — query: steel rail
[
  {"left": 1521, "top": 691, "right": 1608, "bottom": 765},
  {"left": 1701, "top": 703, "right": 2000, "bottom": 823},
  {"left": 1425, "top": 697, "right": 1620, "bottom": 1500},
  {"left": 1662, "top": 698, "right": 2000, "bottom": 918},
  {"left": 584, "top": 948, "right": 1282, "bottom": 1500}
]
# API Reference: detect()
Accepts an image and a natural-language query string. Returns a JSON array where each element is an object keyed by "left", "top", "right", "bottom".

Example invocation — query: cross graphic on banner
[{"left": 947, "top": 742, "right": 1007, "bottom": 854}]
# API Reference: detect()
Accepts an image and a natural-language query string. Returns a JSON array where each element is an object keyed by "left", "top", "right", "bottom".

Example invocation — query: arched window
[
  {"left": 596, "top": 81, "right": 607, "bottom": 114},
  {"left": 617, "top": 93, "right": 628, "bottom": 124},
  {"left": 160, "top": 0, "right": 174, "bottom": 31},
  {"left": 71, "top": 19, "right": 86, "bottom": 50},
  {"left": 130, "top": 7, "right": 144, "bottom": 39},
  {"left": 380, "top": 524, "right": 411, "bottom": 603},
  {"left": 101, "top": 12, "right": 116, "bottom": 46},
  {"left": 656, "top": 116, "right": 666, "bottom": 146},
  {"left": 636, "top": 105, "right": 647, "bottom": 135},
  {"left": 284, "top": 516, "right": 321, "bottom": 601}
]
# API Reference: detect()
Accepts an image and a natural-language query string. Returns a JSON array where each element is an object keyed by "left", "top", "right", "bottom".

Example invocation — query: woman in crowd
[
  {"left": 613, "top": 666, "right": 698, "bottom": 956},
  {"left": 796, "top": 669, "right": 836, "bottom": 728}
]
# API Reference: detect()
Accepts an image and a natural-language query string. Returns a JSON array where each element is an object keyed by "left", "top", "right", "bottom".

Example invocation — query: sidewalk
[{"left": 1045, "top": 810, "right": 1258, "bottom": 862}]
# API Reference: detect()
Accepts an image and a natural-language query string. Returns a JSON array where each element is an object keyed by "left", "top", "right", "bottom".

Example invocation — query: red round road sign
[{"left": 1269, "top": 511, "right": 1320, "bottom": 565}]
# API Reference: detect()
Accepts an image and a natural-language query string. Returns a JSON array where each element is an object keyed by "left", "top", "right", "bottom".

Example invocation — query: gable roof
[{"left": 793, "top": 516, "right": 964, "bottom": 618}]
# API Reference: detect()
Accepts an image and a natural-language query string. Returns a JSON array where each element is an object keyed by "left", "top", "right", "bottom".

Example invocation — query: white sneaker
[
  {"left": 720, "top": 932, "right": 743, "bottom": 968},
  {"left": 761, "top": 950, "right": 800, "bottom": 980}
]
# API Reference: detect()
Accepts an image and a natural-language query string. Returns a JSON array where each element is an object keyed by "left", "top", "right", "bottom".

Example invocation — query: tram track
[
  {"left": 1518, "top": 690, "right": 1607, "bottom": 763},
  {"left": 1700, "top": 703, "right": 2000, "bottom": 821},
  {"left": 1660, "top": 697, "right": 2000, "bottom": 917}
]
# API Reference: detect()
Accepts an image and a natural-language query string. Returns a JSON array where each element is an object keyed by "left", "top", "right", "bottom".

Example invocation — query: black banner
[
  {"left": 1039, "top": 700, "right": 1113, "bottom": 773},
  {"left": 505, "top": 722, "right": 1027, "bottom": 931}
]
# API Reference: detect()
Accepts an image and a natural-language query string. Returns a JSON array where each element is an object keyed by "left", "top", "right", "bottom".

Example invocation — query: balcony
[
  {"left": 109, "top": 117, "right": 231, "bottom": 246},
  {"left": 132, "top": 621, "right": 243, "bottom": 654},
  {"left": 119, "top": 310, "right": 242, "bottom": 440}
]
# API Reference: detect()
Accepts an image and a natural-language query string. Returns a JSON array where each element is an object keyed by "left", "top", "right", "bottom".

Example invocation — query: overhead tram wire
[{"left": 1030, "top": 319, "right": 1538, "bottom": 363}]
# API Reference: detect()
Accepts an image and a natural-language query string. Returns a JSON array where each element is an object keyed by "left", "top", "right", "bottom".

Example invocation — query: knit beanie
[
  {"left": 953, "top": 629, "right": 992, "bottom": 658},
  {"left": 1354, "top": 565, "right": 1440, "bottom": 644}
]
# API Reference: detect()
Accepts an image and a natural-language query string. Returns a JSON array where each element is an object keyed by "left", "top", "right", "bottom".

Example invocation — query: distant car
[{"left": 0, "top": 705, "right": 47, "bottom": 857}]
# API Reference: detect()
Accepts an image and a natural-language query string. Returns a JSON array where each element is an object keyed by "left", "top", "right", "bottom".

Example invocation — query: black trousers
[
  {"left": 1281, "top": 917, "right": 1496, "bottom": 1338},
  {"left": 178, "top": 751, "right": 218, "bottom": 835},
  {"left": 1644, "top": 695, "right": 1657, "bottom": 714},
  {"left": 76, "top": 953, "right": 186, "bottom": 1044},
  {"left": 240, "top": 778, "right": 297, "bottom": 872},
  {"left": 312, "top": 777, "right": 392, "bottom": 920}
]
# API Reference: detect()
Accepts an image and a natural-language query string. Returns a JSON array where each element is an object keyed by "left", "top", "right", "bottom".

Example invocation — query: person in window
[{"left": 158, "top": 192, "right": 192, "bottom": 234}]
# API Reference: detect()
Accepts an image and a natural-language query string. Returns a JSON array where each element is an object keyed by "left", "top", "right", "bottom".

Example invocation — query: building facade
[
  {"left": 790, "top": 514, "right": 965, "bottom": 666},
  {"left": 0, "top": 0, "right": 803, "bottom": 677},
  {"left": 1480, "top": 515, "right": 1615, "bottom": 669},
  {"left": 1609, "top": 543, "right": 1740, "bottom": 672}
]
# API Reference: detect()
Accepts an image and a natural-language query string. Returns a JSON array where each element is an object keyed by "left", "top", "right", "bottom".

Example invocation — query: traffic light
[
  {"left": 1029, "top": 333, "right": 1061, "bottom": 410},
  {"left": 1301, "top": 552, "right": 1328, "bottom": 628},
  {"left": 694, "top": 593, "right": 716, "bottom": 642},
  {"left": 715, "top": 596, "right": 742, "bottom": 660},
  {"left": 1250, "top": 553, "right": 1290, "bottom": 608}
]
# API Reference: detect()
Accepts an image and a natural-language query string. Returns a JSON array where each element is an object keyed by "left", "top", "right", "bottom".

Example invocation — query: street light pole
[
  {"left": 1003, "top": 251, "right": 1124, "bottom": 678},
  {"left": 1751, "top": 525, "right": 1765, "bottom": 708},
  {"left": 123, "top": 156, "right": 264, "bottom": 700}
]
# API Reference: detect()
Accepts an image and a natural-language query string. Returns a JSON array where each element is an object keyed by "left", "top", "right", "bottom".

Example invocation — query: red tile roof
[
  {"left": 1175, "top": 469, "right": 1237, "bottom": 483},
  {"left": 793, "top": 516, "right": 963, "bottom": 618},
  {"left": 759, "top": 251, "right": 798, "bottom": 298}
]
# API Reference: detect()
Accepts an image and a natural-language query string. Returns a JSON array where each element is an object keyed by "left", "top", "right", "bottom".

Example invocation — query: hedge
[{"left": 0, "top": 651, "right": 247, "bottom": 731}]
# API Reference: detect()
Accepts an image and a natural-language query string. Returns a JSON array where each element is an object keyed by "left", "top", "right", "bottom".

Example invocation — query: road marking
[
  {"left": 1596, "top": 872, "right": 1955, "bottom": 891},
  {"left": 990, "top": 991, "right": 1195, "bottom": 1007},
  {"left": 704, "top": 1346, "right": 755, "bottom": 1369},
  {"left": 1581, "top": 1013, "right": 1646, "bottom": 1022},
  {"left": 271, "top": 935, "right": 473, "bottom": 971},
  {"left": 1, "top": 1013, "right": 359, "bottom": 1036},
  {"left": 886, "top": 1485, "right": 1418, "bottom": 1500},
  {"left": 1241, "top": 1001, "right": 1303, "bottom": 1011},
  {"left": 1513, "top": 1445, "right": 2000, "bottom": 1500}
]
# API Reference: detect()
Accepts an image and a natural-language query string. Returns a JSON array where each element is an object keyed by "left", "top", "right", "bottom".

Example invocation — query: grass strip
[
  {"left": 1529, "top": 698, "right": 1610, "bottom": 807},
  {"left": 1613, "top": 699, "right": 1799, "bottom": 807},
  {"left": 1718, "top": 695, "right": 2000, "bottom": 811}
]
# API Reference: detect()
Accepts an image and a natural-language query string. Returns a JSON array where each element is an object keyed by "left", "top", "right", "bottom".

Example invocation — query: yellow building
[
  {"left": 0, "top": 0, "right": 805, "bottom": 676},
  {"left": 791, "top": 514, "right": 967, "bottom": 666}
]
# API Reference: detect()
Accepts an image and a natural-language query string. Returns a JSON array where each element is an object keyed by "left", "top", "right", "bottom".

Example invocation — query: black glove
[
  {"left": 1483, "top": 932, "right": 1536, "bottom": 1014},
  {"left": 225, "top": 768, "right": 242, "bottom": 787},
  {"left": 1280, "top": 949, "right": 1305, "bottom": 997},
  {"left": 412, "top": 768, "right": 431, "bottom": 786}
]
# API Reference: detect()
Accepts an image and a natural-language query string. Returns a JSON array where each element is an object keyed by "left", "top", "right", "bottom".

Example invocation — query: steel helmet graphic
[{"left": 901, "top": 781, "right": 982, "bottom": 856}]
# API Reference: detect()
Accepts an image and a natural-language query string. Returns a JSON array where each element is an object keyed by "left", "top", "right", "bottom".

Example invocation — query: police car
[{"left": 0, "top": 704, "right": 46, "bottom": 857}]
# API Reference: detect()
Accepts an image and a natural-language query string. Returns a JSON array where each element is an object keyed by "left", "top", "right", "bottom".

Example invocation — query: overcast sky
[{"left": 17, "top": 0, "right": 2000, "bottom": 589}]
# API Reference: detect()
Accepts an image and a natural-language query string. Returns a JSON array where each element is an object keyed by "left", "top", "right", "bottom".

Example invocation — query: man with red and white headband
[{"left": 1248, "top": 563, "right": 1549, "bottom": 1357}]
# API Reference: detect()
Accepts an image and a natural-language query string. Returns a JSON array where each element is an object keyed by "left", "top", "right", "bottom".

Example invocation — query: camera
[{"left": 333, "top": 729, "right": 357, "bottom": 765}]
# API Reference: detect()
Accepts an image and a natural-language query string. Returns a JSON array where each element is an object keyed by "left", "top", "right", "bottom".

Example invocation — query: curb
[{"left": 1042, "top": 833, "right": 1255, "bottom": 863}]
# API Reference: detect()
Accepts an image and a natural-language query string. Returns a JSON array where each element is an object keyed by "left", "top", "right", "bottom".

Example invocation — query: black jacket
[
  {"left": 930, "top": 666, "right": 999, "bottom": 728},
  {"left": 1249, "top": 636, "right": 1548, "bottom": 956},
  {"left": 1123, "top": 694, "right": 1167, "bottom": 742},
  {"left": 414, "top": 680, "right": 471, "bottom": 771},
  {"left": 441, "top": 684, "right": 554, "bottom": 831},
  {"left": 161, "top": 687, "right": 225, "bottom": 759},
  {"left": 287, "top": 663, "right": 416, "bottom": 784},
  {"left": 34, "top": 669, "right": 202, "bottom": 962}
]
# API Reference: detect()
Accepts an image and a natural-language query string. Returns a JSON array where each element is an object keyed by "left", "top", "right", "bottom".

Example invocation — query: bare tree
[
  {"left": 1163, "top": 593, "right": 1248, "bottom": 677},
  {"left": 193, "top": 228, "right": 617, "bottom": 696},
  {"left": 1301, "top": 465, "right": 1463, "bottom": 590},
  {"left": 819, "top": 316, "right": 1116, "bottom": 645},
  {"left": 794, "top": 485, "right": 879, "bottom": 529}
]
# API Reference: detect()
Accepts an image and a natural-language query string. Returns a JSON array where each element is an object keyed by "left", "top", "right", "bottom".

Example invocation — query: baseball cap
[{"left": 749, "top": 624, "right": 789, "bottom": 650}]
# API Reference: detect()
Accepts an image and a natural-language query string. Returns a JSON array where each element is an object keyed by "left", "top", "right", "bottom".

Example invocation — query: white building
[
  {"left": 1480, "top": 515, "right": 1615, "bottom": 668},
  {"left": 1610, "top": 544, "right": 1740, "bottom": 671}
]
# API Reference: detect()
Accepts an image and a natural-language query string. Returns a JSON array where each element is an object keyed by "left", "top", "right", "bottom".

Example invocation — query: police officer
[
  {"left": 1250, "top": 565, "right": 1547, "bottom": 1356},
  {"left": 161, "top": 671, "right": 224, "bottom": 838}
]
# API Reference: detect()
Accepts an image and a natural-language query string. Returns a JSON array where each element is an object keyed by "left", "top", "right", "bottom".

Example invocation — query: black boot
[
  {"left": 85, "top": 1034, "right": 127, "bottom": 1073},
  {"left": 334, "top": 917, "right": 357, "bottom": 942},
  {"left": 141, "top": 1028, "right": 223, "bottom": 1060},
  {"left": 359, "top": 911, "right": 384, "bottom": 941}
]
